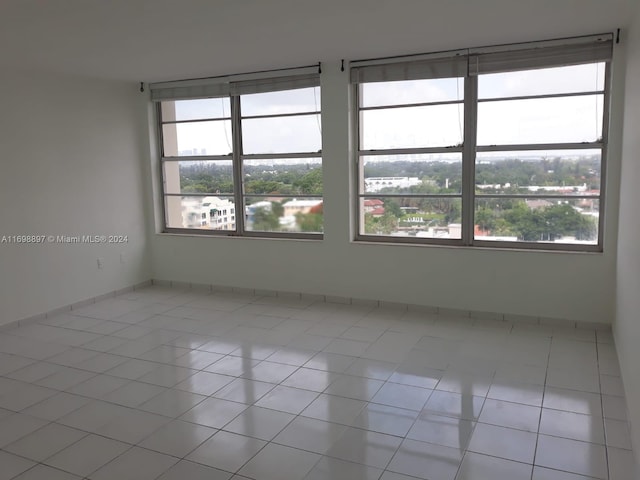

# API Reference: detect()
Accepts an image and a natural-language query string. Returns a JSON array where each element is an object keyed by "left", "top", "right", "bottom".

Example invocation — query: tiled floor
[{"left": 0, "top": 285, "right": 636, "bottom": 480}]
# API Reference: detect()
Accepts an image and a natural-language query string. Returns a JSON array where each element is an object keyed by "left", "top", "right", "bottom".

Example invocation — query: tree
[
  {"left": 503, "top": 202, "right": 597, "bottom": 241},
  {"left": 245, "top": 180, "right": 285, "bottom": 194},
  {"left": 293, "top": 168, "right": 323, "bottom": 195},
  {"left": 271, "top": 201, "right": 284, "bottom": 218},
  {"left": 252, "top": 207, "right": 280, "bottom": 231},
  {"left": 296, "top": 203, "right": 323, "bottom": 232},
  {"left": 364, "top": 212, "right": 397, "bottom": 235},
  {"left": 542, "top": 204, "right": 596, "bottom": 241},
  {"left": 475, "top": 207, "right": 496, "bottom": 232},
  {"left": 382, "top": 198, "right": 403, "bottom": 218}
]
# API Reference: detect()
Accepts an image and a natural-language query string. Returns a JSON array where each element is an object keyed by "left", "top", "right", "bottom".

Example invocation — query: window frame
[
  {"left": 352, "top": 35, "right": 612, "bottom": 252},
  {"left": 154, "top": 71, "right": 323, "bottom": 239}
]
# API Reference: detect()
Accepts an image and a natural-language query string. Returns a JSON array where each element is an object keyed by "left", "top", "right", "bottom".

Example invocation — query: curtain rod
[
  {"left": 350, "top": 31, "right": 616, "bottom": 67},
  {"left": 149, "top": 63, "right": 320, "bottom": 89}
]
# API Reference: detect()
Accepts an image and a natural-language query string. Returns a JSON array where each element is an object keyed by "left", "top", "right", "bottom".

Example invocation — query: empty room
[{"left": 1, "top": 1, "right": 640, "bottom": 479}]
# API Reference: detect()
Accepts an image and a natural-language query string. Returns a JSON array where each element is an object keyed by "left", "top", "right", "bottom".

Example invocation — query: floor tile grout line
[
  {"left": 596, "top": 339, "right": 611, "bottom": 479},
  {"left": 531, "top": 326, "right": 553, "bottom": 480},
  {"left": 0, "top": 285, "right": 626, "bottom": 480}
]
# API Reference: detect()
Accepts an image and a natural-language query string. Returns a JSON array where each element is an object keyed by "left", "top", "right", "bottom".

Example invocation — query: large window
[
  {"left": 154, "top": 70, "right": 322, "bottom": 237},
  {"left": 353, "top": 35, "right": 612, "bottom": 250}
]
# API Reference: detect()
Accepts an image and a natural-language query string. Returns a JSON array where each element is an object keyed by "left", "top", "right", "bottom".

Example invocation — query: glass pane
[
  {"left": 242, "top": 114, "right": 321, "bottom": 154},
  {"left": 479, "top": 63, "right": 605, "bottom": 99},
  {"left": 241, "top": 87, "right": 320, "bottom": 116},
  {"left": 477, "top": 95, "right": 604, "bottom": 145},
  {"left": 165, "top": 195, "right": 236, "bottom": 231},
  {"left": 474, "top": 198, "right": 598, "bottom": 244},
  {"left": 361, "top": 153, "right": 461, "bottom": 194},
  {"left": 243, "top": 158, "right": 322, "bottom": 195},
  {"left": 361, "top": 78, "right": 463, "bottom": 107},
  {"left": 245, "top": 196, "right": 323, "bottom": 233},
  {"left": 163, "top": 160, "right": 234, "bottom": 195},
  {"left": 360, "top": 196, "right": 461, "bottom": 238},
  {"left": 360, "top": 104, "right": 464, "bottom": 150},
  {"left": 475, "top": 150, "right": 601, "bottom": 195},
  {"left": 161, "top": 98, "right": 230, "bottom": 122},
  {"left": 162, "top": 120, "right": 233, "bottom": 156}
]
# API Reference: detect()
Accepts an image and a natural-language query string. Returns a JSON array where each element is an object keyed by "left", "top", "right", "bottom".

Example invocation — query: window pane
[
  {"left": 161, "top": 98, "right": 230, "bottom": 122},
  {"left": 361, "top": 153, "right": 461, "bottom": 194},
  {"left": 242, "top": 114, "right": 321, "bottom": 154},
  {"left": 361, "top": 78, "right": 463, "bottom": 107},
  {"left": 241, "top": 87, "right": 320, "bottom": 116},
  {"left": 165, "top": 195, "right": 236, "bottom": 230},
  {"left": 474, "top": 198, "right": 598, "bottom": 244},
  {"left": 162, "top": 120, "right": 233, "bottom": 156},
  {"left": 360, "top": 104, "right": 464, "bottom": 150},
  {"left": 243, "top": 158, "right": 322, "bottom": 195},
  {"left": 477, "top": 95, "right": 604, "bottom": 145},
  {"left": 479, "top": 63, "right": 605, "bottom": 99},
  {"left": 475, "top": 150, "right": 601, "bottom": 195},
  {"left": 360, "top": 196, "right": 461, "bottom": 238},
  {"left": 245, "top": 196, "right": 323, "bottom": 233},
  {"left": 163, "top": 160, "right": 234, "bottom": 195}
]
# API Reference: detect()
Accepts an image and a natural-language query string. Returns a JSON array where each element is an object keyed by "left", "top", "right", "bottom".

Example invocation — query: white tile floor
[{"left": 0, "top": 285, "right": 636, "bottom": 480}]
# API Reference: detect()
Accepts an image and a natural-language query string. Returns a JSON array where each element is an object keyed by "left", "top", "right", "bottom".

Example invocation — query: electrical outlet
[{"left": 97, "top": 258, "right": 104, "bottom": 269}]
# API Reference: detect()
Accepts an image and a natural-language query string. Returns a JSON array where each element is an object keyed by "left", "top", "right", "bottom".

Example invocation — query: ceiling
[{"left": 0, "top": 0, "right": 635, "bottom": 83}]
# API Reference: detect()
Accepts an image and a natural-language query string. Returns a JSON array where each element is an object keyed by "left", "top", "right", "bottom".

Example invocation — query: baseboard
[
  {"left": 149, "top": 278, "right": 612, "bottom": 332},
  {"left": 3, "top": 278, "right": 609, "bottom": 334},
  {"left": 1, "top": 280, "right": 153, "bottom": 332}
]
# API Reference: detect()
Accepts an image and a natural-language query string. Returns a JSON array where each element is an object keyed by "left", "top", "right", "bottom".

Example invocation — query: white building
[
  {"left": 364, "top": 177, "right": 422, "bottom": 192},
  {"left": 182, "top": 196, "right": 235, "bottom": 230}
]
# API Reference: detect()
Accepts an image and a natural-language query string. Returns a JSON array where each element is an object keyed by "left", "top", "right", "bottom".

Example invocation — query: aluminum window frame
[
  {"left": 354, "top": 77, "right": 468, "bottom": 246},
  {"left": 156, "top": 77, "right": 323, "bottom": 239},
  {"left": 353, "top": 36, "right": 612, "bottom": 252}
]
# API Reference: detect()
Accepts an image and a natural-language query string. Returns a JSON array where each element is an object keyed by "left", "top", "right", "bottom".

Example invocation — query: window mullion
[
  {"left": 231, "top": 95, "right": 245, "bottom": 235},
  {"left": 597, "top": 61, "right": 612, "bottom": 248},
  {"left": 462, "top": 76, "right": 478, "bottom": 246},
  {"left": 156, "top": 101, "right": 170, "bottom": 229},
  {"left": 354, "top": 84, "right": 364, "bottom": 237}
]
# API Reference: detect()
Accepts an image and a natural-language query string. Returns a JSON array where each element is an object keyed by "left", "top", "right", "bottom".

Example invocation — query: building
[
  {"left": 181, "top": 196, "right": 235, "bottom": 230},
  {"left": 363, "top": 199, "right": 385, "bottom": 216},
  {"left": 364, "top": 176, "right": 422, "bottom": 192},
  {"left": 525, "top": 199, "right": 555, "bottom": 210},
  {"left": 1, "top": 2, "right": 639, "bottom": 478},
  {"left": 244, "top": 200, "right": 273, "bottom": 230},
  {"left": 281, "top": 199, "right": 323, "bottom": 218},
  {"left": 201, "top": 197, "right": 235, "bottom": 230}
]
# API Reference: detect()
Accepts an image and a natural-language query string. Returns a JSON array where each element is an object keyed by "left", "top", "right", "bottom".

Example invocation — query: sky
[
  {"left": 163, "top": 62, "right": 605, "bottom": 163},
  {"left": 165, "top": 88, "right": 321, "bottom": 156}
]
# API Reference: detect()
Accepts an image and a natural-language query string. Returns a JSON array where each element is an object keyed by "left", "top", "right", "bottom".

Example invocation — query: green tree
[
  {"left": 364, "top": 212, "right": 398, "bottom": 234},
  {"left": 296, "top": 213, "right": 323, "bottom": 232},
  {"left": 383, "top": 198, "right": 403, "bottom": 218},
  {"left": 296, "top": 203, "right": 323, "bottom": 232},
  {"left": 293, "top": 168, "right": 323, "bottom": 195},
  {"left": 271, "top": 201, "right": 284, "bottom": 218},
  {"left": 475, "top": 207, "right": 496, "bottom": 232},
  {"left": 252, "top": 207, "right": 280, "bottom": 231}
]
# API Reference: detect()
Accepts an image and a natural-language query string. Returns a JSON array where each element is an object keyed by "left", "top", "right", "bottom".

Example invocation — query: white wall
[
  {"left": 147, "top": 52, "right": 626, "bottom": 324},
  {"left": 0, "top": 72, "right": 151, "bottom": 326},
  {"left": 615, "top": 7, "right": 640, "bottom": 469}
]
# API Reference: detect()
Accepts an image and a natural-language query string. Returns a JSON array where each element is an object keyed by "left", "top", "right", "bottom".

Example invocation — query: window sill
[
  {"left": 157, "top": 230, "right": 324, "bottom": 242},
  {"left": 352, "top": 237, "right": 603, "bottom": 254}
]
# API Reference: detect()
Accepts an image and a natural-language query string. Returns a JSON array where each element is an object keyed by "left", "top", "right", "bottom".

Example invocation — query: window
[
  {"left": 353, "top": 35, "right": 612, "bottom": 250},
  {"left": 153, "top": 69, "right": 322, "bottom": 238}
]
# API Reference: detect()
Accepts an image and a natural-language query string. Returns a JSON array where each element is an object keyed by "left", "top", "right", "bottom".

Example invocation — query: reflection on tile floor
[{"left": 0, "top": 285, "right": 636, "bottom": 479}]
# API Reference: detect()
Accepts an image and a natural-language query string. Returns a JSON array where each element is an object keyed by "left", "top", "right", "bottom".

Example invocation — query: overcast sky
[{"left": 166, "top": 62, "right": 605, "bottom": 162}]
